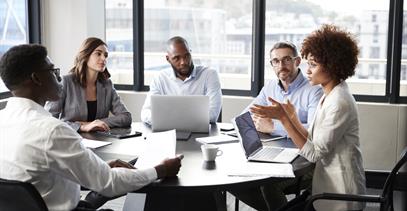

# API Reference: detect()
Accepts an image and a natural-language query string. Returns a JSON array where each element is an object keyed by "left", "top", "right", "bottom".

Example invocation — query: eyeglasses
[
  {"left": 270, "top": 56, "right": 297, "bottom": 67},
  {"left": 40, "top": 67, "right": 61, "bottom": 80},
  {"left": 47, "top": 68, "right": 60, "bottom": 78},
  {"left": 49, "top": 68, "right": 60, "bottom": 75}
]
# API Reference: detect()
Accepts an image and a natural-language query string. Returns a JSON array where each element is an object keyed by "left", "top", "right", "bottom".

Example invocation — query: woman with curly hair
[{"left": 251, "top": 24, "right": 366, "bottom": 211}]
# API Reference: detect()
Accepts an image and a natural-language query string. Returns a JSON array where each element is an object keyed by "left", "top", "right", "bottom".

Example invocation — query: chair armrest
[
  {"left": 305, "top": 193, "right": 382, "bottom": 210},
  {"left": 395, "top": 172, "right": 407, "bottom": 191}
]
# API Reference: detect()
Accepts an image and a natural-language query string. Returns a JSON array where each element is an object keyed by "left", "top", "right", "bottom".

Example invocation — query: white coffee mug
[{"left": 201, "top": 144, "right": 223, "bottom": 161}]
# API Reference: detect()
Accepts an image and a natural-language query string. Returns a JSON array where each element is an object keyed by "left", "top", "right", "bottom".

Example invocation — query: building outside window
[
  {"left": 106, "top": 0, "right": 253, "bottom": 90},
  {"left": 401, "top": 4, "right": 407, "bottom": 96},
  {"left": 105, "top": 0, "right": 406, "bottom": 99},
  {"left": 0, "top": 0, "right": 28, "bottom": 93},
  {"left": 264, "top": 0, "right": 389, "bottom": 96}
]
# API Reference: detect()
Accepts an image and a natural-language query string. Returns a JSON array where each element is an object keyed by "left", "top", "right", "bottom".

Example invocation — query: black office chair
[
  {"left": 0, "top": 178, "right": 48, "bottom": 211},
  {"left": 304, "top": 146, "right": 407, "bottom": 211},
  {"left": 234, "top": 175, "right": 312, "bottom": 211}
]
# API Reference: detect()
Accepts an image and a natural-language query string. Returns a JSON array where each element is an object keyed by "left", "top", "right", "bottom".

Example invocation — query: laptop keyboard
[{"left": 251, "top": 147, "right": 284, "bottom": 160}]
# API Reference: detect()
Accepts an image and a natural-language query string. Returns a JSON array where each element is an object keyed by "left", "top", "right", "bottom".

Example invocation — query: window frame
[
  {"left": 0, "top": 0, "right": 42, "bottom": 99},
  {"left": 112, "top": 0, "right": 407, "bottom": 104}
]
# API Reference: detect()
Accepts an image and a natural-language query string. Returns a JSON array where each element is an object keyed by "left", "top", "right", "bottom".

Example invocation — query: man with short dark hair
[
  {"left": 141, "top": 36, "right": 222, "bottom": 124},
  {"left": 0, "top": 44, "right": 182, "bottom": 211}
]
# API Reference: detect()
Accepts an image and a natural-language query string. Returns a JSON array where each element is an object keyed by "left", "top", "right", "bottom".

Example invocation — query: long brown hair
[{"left": 70, "top": 37, "right": 111, "bottom": 87}]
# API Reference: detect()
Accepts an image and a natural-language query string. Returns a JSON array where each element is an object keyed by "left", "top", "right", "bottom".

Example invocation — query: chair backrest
[
  {"left": 380, "top": 147, "right": 407, "bottom": 211},
  {"left": 0, "top": 178, "right": 48, "bottom": 211}
]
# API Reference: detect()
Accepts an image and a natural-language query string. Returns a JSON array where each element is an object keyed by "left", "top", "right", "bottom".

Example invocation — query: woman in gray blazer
[{"left": 45, "top": 37, "right": 132, "bottom": 132}]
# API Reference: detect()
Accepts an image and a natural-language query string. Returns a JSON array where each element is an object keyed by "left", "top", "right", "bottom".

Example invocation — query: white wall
[{"left": 41, "top": 0, "right": 105, "bottom": 74}]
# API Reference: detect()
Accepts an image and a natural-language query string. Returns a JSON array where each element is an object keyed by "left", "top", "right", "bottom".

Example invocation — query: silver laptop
[
  {"left": 232, "top": 112, "right": 299, "bottom": 163},
  {"left": 151, "top": 95, "right": 210, "bottom": 133}
]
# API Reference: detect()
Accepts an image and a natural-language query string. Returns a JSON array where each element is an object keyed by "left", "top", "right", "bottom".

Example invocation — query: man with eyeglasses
[
  {"left": 233, "top": 41, "right": 322, "bottom": 211},
  {"left": 243, "top": 41, "right": 322, "bottom": 137},
  {"left": 0, "top": 44, "right": 182, "bottom": 211}
]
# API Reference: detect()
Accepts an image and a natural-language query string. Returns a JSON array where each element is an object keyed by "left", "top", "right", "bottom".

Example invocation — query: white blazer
[{"left": 299, "top": 82, "right": 366, "bottom": 211}]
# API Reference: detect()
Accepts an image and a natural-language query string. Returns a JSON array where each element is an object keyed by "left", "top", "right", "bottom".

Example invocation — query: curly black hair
[
  {"left": 301, "top": 24, "right": 359, "bottom": 82},
  {"left": 0, "top": 44, "right": 47, "bottom": 90}
]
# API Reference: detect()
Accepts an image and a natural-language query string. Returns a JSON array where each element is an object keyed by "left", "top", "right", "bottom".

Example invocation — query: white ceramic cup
[{"left": 201, "top": 144, "right": 223, "bottom": 161}]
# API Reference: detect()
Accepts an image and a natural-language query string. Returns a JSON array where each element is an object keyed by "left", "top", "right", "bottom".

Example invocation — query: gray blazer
[{"left": 45, "top": 74, "right": 132, "bottom": 131}]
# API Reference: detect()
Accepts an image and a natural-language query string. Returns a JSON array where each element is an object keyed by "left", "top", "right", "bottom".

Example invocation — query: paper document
[
  {"left": 82, "top": 138, "right": 112, "bottom": 149},
  {"left": 227, "top": 162, "right": 295, "bottom": 178},
  {"left": 196, "top": 134, "right": 238, "bottom": 144},
  {"left": 135, "top": 130, "right": 176, "bottom": 169}
]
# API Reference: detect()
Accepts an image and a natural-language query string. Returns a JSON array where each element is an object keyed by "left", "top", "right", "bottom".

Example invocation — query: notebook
[
  {"left": 232, "top": 112, "right": 299, "bottom": 163},
  {"left": 195, "top": 134, "right": 239, "bottom": 144},
  {"left": 96, "top": 127, "right": 142, "bottom": 139},
  {"left": 151, "top": 95, "right": 210, "bottom": 133}
]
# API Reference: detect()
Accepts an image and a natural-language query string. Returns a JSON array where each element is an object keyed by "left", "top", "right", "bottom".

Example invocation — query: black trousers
[{"left": 72, "top": 191, "right": 123, "bottom": 211}]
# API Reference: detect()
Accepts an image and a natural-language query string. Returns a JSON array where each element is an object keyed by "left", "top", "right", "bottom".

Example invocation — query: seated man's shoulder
[
  {"left": 297, "top": 83, "right": 323, "bottom": 101},
  {"left": 308, "top": 83, "right": 323, "bottom": 94},
  {"left": 300, "top": 80, "right": 321, "bottom": 91},
  {"left": 198, "top": 65, "right": 216, "bottom": 73},
  {"left": 262, "top": 78, "right": 279, "bottom": 89},
  {"left": 38, "top": 115, "right": 69, "bottom": 130},
  {"left": 194, "top": 66, "right": 219, "bottom": 80},
  {"left": 156, "top": 67, "right": 173, "bottom": 78},
  {"left": 31, "top": 114, "right": 76, "bottom": 136}
]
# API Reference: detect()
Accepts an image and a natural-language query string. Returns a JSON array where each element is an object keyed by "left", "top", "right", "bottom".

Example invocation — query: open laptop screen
[
  {"left": 151, "top": 95, "right": 210, "bottom": 133},
  {"left": 234, "top": 112, "right": 263, "bottom": 157}
]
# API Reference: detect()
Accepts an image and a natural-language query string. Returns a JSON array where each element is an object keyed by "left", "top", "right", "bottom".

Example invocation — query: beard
[
  {"left": 171, "top": 62, "right": 194, "bottom": 78},
  {"left": 277, "top": 68, "right": 291, "bottom": 79}
]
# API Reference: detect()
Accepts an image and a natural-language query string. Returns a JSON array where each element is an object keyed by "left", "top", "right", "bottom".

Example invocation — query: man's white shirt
[
  {"left": 141, "top": 65, "right": 222, "bottom": 124},
  {"left": 0, "top": 97, "right": 157, "bottom": 211}
]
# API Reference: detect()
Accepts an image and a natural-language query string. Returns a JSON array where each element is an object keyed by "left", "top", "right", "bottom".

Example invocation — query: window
[
  {"left": 0, "top": 0, "right": 29, "bottom": 93},
  {"left": 105, "top": 0, "right": 405, "bottom": 102},
  {"left": 264, "top": 0, "right": 389, "bottom": 96},
  {"left": 374, "top": 24, "right": 379, "bottom": 33},
  {"left": 370, "top": 47, "right": 380, "bottom": 58},
  {"left": 105, "top": 0, "right": 133, "bottom": 85},
  {"left": 106, "top": 0, "right": 253, "bottom": 91},
  {"left": 372, "top": 14, "right": 377, "bottom": 22},
  {"left": 400, "top": 4, "right": 407, "bottom": 97},
  {"left": 143, "top": 0, "right": 253, "bottom": 90}
]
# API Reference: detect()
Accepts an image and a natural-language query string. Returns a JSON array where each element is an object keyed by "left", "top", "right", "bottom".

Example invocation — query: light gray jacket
[{"left": 45, "top": 74, "right": 132, "bottom": 131}]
